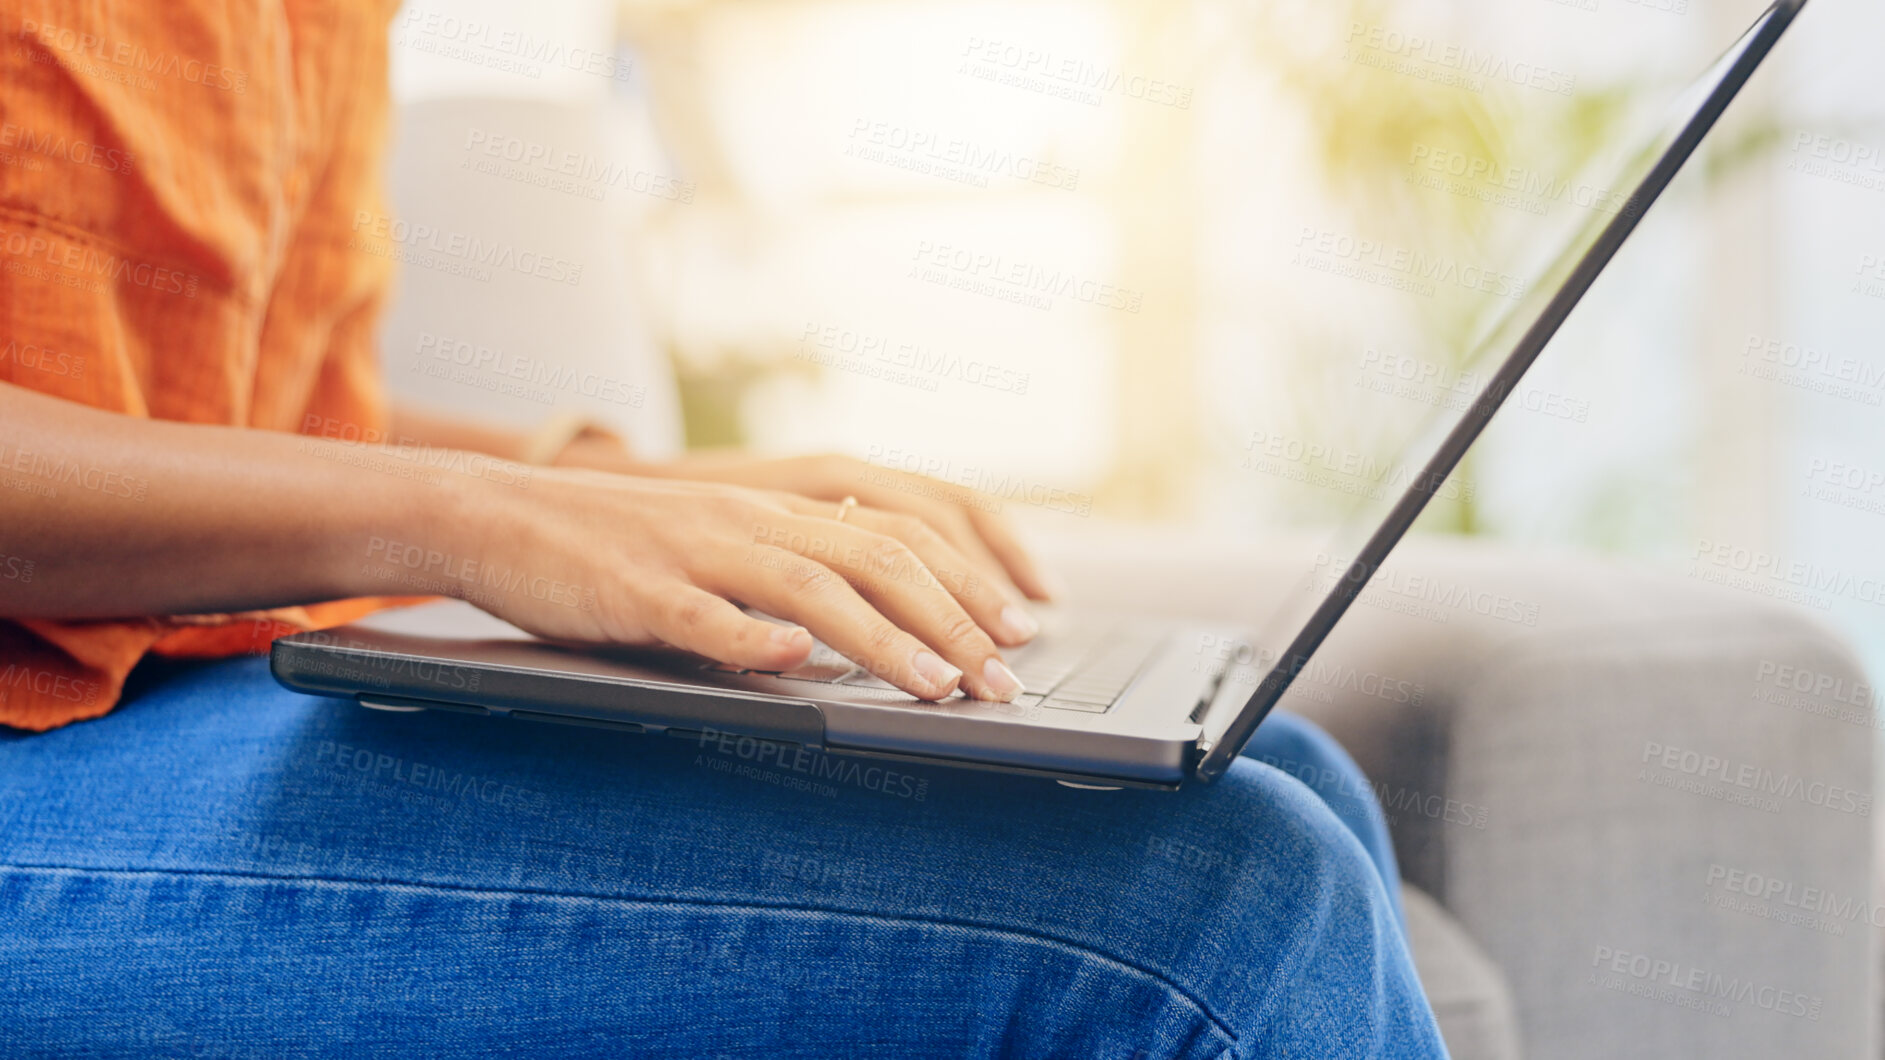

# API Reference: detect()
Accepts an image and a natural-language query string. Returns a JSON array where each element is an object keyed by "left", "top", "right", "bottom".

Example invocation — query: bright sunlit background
[{"left": 383, "top": 0, "right": 1885, "bottom": 677}]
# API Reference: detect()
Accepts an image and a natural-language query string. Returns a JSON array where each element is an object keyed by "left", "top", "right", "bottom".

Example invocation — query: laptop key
[
  {"left": 1009, "top": 658, "right": 1082, "bottom": 691},
  {"left": 1050, "top": 686, "right": 1125, "bottom": 706},
  {"left": 770, "top": 644, "right": 861, "bottom": 683},
  {"left": 776, "top": 659, "right": 862, "bottom": 683},
  {"left": 1046, "top": 633, "right": 1163, "bottom": 704},
  {"left": 1039, "top": 697, "right": 1109, "bottom": 713},
  {"left": 1006, "top": 643, "right": 1094, "bottom": 689},
  {"left": 1008, "top": 625, "right": 1117, "bottom": 689}
]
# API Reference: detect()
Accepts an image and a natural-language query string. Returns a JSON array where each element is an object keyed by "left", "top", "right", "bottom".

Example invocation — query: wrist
[
  {"left": 416, "top": 463, "right": 514, "bottom": 605},
  {"left": 314, "top": 442, "right": 512, "bottom": 605}
]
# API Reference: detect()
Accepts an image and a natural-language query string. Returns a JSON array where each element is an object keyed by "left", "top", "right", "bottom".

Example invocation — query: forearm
[
  {"left": 0, "top": 384, "right": 1042, "bottom": 702},
  {"left": 0, "top": 383, "right": 457, "bottom": 620}
]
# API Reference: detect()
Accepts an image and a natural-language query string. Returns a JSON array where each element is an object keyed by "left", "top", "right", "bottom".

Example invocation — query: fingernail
[
  {"left": 979, "top": 658, "right": 1024, "bottom": 702},
  {"left": 1000, "top": 604, "right": 1040, "bottom": 642},
  {"left": 770, "top": 626, "right": 811, "bottom": 648},
  {"left": 911, "top": 651, "right": 963, "bottom": 697}
]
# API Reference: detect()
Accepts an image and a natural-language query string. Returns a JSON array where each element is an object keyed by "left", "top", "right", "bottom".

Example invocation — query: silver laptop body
[{"left": 271, "top": 1, "right": 1806, "bottom": 791}]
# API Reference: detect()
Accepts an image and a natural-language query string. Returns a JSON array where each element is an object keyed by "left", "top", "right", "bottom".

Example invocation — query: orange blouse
[{"left": 0, "top": 0, "right": 414, "bottom": 730}]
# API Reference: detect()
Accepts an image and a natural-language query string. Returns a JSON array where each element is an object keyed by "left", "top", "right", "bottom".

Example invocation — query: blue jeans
[{"left": 0, "top": 657, "right": 1446, "bottom": 1059}]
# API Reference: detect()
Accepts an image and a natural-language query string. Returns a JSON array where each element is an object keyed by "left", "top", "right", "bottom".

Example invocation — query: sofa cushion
[{"left": 1404, "top": 885, "right": 1524, "bottom": 1060}]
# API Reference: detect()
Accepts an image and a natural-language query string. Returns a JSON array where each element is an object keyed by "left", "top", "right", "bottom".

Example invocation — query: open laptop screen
[{"left": 1197, "top": 0, "right": 1804, "bottom": 780}]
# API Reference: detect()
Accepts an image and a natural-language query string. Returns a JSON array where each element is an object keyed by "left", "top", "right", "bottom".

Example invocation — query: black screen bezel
[{"left": 1198, "top": 0, "right": 1810, "bottom": 781}]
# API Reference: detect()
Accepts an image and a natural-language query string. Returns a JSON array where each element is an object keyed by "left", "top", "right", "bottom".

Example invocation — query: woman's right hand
[
  {"left": 0, "top": 382, "right": 1029, "bottom": 703},
  {"left": 422, "top": 468, "right": 1034, "bottom": 703}
]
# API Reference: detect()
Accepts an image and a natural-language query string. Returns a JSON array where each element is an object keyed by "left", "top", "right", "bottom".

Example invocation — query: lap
[{"left": 0, "top": 657, "right": 1442, "bottom": 1059}]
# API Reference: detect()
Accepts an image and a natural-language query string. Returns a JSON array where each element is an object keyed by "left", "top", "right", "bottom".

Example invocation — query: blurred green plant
[
  {"left": 670, "top": 346, "right": 819, "bottom": 450},
  {"left": 1243, "top": 0, "right": 1646, "bottom": 534}
]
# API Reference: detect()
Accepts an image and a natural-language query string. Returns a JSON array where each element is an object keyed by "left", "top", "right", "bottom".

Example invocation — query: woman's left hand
[{"left": 556, "top": 441, "right": 1058, "bottom": 605}]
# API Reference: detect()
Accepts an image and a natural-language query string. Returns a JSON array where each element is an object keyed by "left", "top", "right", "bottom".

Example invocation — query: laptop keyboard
[
  {"left": 1015, "top": 624, "right": 1164, "bottom": 712},
  {"left": 713, "top": 619, "right": 1164, "bottom": 714}
]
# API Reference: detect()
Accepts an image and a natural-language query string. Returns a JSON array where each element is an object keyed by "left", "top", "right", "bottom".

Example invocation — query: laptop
[{"left": 272, "top": 0, "right": 1808, "bottom": 791}]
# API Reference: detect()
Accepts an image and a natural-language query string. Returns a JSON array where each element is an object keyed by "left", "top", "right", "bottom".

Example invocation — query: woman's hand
[
  {"left": 428, "top": 468, "right": 1033, "bottom": 702},
  {"left": 0, "top": 384, "right": 1035, "bottom": 704},
  {"left": 556, "top": 441, "right": 1059, "bottom": 605}
]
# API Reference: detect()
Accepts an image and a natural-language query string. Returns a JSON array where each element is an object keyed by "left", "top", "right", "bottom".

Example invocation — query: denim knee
[
  {"left": 1242, "top": 711, "right": 1404, "bottom": 917},
  {"left": 1082, "top": 757, "right": 1439, "bottom": 1057},
  {"left": 1243, "top": 711, "right": 1378, "bottom": 822}
]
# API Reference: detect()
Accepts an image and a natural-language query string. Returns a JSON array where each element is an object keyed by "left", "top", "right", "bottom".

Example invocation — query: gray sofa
[{"left": 1051, "top": 527, "right": 1878, "bottom": 1060}]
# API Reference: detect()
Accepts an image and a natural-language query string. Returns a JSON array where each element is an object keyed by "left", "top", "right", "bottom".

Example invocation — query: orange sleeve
[
  {"left": 2, "top": 599, "right": 422, "bottom": 732},
  {"left": 0, "top": 0, "right": 421, "bottom": 733}
]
